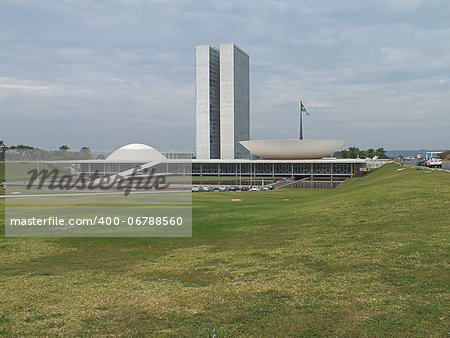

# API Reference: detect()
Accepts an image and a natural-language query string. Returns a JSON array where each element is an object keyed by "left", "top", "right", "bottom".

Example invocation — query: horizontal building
[
  {"left": 37, "top": 144, "right": 371, "bottom": 183},
  {"left": 59, "top": 158, "right": 366, "bottom": 178}
]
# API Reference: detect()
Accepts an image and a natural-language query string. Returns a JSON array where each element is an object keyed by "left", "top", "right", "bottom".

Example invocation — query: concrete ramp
[{"left": 91, "top": 160, "right": 164, "bottom": 185}]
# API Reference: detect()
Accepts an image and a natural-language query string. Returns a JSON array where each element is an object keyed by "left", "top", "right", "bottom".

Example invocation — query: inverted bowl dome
[{"left": 240, "top": 139, "right": 346, "bottom": 159}]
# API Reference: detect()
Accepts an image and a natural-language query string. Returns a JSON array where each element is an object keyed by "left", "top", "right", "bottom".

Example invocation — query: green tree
[
  {"left": 0, "top": 140, "right": 5, "bottom": 161},
  {"left": 80, "top": 146, "right": 93, "bottom": 160},
  {"left": 59, "top": 145, "right": 70, "bottom": 151},
  {"left": 336, "top": 147, "right": 384, "bottom": 159},
  {"left": 339, "top": 149, "right": 349, "bottom": 158},
  {"left": 8, "top": 144, "right": 36, "bottom": 160},
  {"left": 9, "top": 144, "right": 35, "bottom": 150},
  {"left": 347, "top": 146, "right": 360, "bottom": 158},
  {"left": 438, "top": 150, "right": 450, "bottom": 160},
  {"left": 375, "top": 147, "right": 387, "bottom": 159},
  {"left": 359, "top": 150, "right": 368, "bottom": 159}
]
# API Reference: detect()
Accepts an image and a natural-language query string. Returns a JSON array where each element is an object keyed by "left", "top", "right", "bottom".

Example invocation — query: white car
[
  {"left": 427, "top": 157, "right": 442, "bottom": 168},
  {"left": 192, "top": 185, "right": 201, "bottom": 192},
  {"left": 250, "top": 187, "right": 260, "bottom": 191}
]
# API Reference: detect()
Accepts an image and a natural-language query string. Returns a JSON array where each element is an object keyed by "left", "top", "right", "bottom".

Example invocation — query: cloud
[
  {"left": 0, "top": 0, "right": 449, "bottom": 150},
  {"left": 0, "top": 83, "right": 53, "bottom": 92}
]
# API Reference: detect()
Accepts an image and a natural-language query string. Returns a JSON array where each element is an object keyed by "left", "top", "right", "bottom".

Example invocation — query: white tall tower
[
  {"left": 219, "top": 43, "right": 250, "bottom": 160},
  {"left": 195, "top": 43, "right": 249, "bottom": 159},
  {"left": 195, "top": 45, "right": 220, "bottom": 159}
]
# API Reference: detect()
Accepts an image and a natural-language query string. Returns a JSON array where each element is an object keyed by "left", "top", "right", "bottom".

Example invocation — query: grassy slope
[{"left": 0, "top": 163, "right": 449, "bottom": 336}]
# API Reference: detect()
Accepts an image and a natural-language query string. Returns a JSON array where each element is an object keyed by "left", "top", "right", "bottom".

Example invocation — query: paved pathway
[{"left": 0, "top": 190, "right": 189, "bottom": 199}]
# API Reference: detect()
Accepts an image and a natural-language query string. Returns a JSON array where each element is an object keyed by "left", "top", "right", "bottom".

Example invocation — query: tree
[
  {"left": 336, "top": 147, "right": 385, "bottom": 159},
  {"left": 367, "top": 148, "right": 375, "bottom": 159},
  {"left": 59, "top": 145, "right": 70, "bottom": 151},
  {"left": 347, "top": 146, "right": 360, "bottom": 158},
  {"left": 9, "top": 144, "right": 35, "bottom": 150},
  {"left": 438, "top": 150, "right": 450, "bottom": 160},
  {"left": 80, "top": 146, "right": 93, "bottom": 160},
  {"left": 375, "top": 147, "right": 387, "bottom": 159},
  {"left": 359, "top": 150, "right": 368, "bottom": 159},
  {"left": 339, "top": 149, "right": 349, "bottom": 158},
  {"left": 0, "top": 140, "right": 5, "bottom": 161},
  {"left": 8, "top": 144, "right": 36, "bottom": 160}
]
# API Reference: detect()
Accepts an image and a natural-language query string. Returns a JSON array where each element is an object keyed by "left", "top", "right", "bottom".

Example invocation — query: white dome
[
  {"left": 240, "top": 139, "right": 346, "bottom": 159},
  {"left": 106, "top": 143, "right": 166, "bottom": 162}
]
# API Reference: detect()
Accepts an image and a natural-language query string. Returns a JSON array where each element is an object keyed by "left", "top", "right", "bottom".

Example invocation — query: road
[
  {"left": 0, "top": 189, "right": 190, "bottom": 199},
  {"left": 402, "top": 159, "right": 450, "bottom": 172}
]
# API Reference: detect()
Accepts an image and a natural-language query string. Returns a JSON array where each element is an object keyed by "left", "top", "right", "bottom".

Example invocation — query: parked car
[
  {"left": 251, "top": 187, "right": 260, "bottom": 191},
  {"left": 427, "top": 157, "right": 442, "bottom": 168},
  {"left": 229, "top": 186, "right": 240, "bottom": 191},
  {"left": 219, "top": 185, "right": 228, "bottom": 191},
  {"left": 417, "top": 159, "right": 426, "bottom": 167},
  {"left": 241, "top": 186, "right": 249, "bottom": 191},
  {"left": 267, "top": 185, "right": 274, "bottom": 190},
  {"left": 202, "top": 186, "right": 214, "bottom": 192},
  {"left": 192, "top": 185, "right": 201, "bottom": 192}
]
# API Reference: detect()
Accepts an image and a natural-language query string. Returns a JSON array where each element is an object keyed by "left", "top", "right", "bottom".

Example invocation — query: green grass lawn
[{"left": 0, "top": 163, "right": 449, "bottom": 336}]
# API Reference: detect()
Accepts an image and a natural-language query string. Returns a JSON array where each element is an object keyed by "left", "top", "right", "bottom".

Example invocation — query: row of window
[
  {"left": 79, "top": 163, "right": 353, "bottom": 176},
  {"left": 191, "top": 163, "right": 353, "bottom": 175}
]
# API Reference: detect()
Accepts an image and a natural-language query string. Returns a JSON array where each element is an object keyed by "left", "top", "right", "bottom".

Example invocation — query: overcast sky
[{"left": 1, "top": 0, "right": 449, "bottom": 152}]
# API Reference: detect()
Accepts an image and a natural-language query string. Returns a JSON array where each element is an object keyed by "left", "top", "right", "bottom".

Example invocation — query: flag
[{"left": 300, "top": 102, "right": 309, "bottom": 115}]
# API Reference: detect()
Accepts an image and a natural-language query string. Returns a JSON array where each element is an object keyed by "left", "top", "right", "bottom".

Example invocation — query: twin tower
[{"left": 195, "top": 43, "right": 250, "bottom": 159}]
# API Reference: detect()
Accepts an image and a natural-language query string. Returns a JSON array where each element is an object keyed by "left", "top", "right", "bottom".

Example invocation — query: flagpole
[{"left": 299, "top": 100, "right": 303, "bottom": 140}]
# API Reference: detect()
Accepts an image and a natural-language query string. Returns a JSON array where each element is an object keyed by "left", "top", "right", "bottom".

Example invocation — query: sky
[{"left": 1, "top": 0, "right": 449, "bottom": 152}]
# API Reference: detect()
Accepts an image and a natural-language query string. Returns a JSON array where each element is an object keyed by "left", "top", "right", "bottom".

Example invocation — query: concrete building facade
[
  {"left": 219, "top": 43, "right": 250, "bottom": 160},
  {"left": 195, "top": 43, "right": 249, "bottom": 160},
  {"left": 195, "top": 45, "right": 221, "bottom": 159}
]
